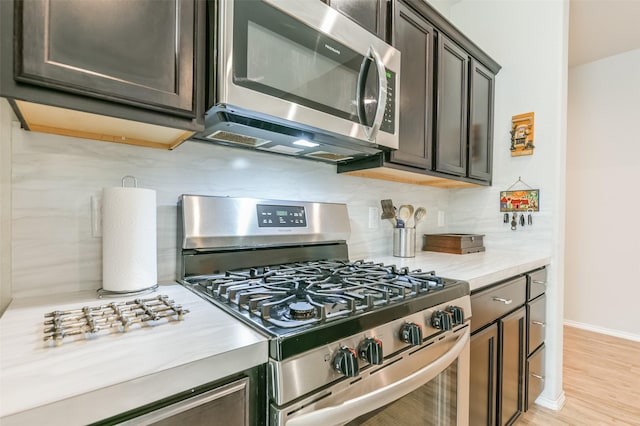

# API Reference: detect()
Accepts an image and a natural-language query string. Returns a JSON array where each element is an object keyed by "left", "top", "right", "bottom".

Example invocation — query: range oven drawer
[{"left": 471, "top": 276, "right": 526, "bottom": 333}]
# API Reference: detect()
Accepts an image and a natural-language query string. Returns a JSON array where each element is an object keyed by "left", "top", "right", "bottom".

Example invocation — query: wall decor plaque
[
  {"left": 510, "top": 112, "right": 535, "bottom": 156},
  {"left": 500, "top": 189, "right": 539, "bottom": 212}
]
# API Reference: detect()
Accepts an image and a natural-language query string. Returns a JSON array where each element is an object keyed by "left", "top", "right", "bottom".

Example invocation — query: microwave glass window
[{"left": 246, "top": 21, "right": 359, "bottom": 118}]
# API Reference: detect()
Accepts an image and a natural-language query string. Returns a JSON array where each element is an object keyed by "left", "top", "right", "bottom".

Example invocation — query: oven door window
[
  {"left": 232, "top": 0, "right": 380, "bottom": 126},
  {"left": 345, "top": 363, "right": 458, "bottom": 426}
]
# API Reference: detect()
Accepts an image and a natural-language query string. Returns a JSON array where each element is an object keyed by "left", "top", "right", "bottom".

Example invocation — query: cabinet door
[
  {"left": 435, "top": 35, "right": 468, "bottom": 176},
  {"left": 499, "top": 307, "right": 526, "bottom": 426},
  {"left": 16, "top": 0, "right": 196, "bottom": 116},
  {"left": 324, "top": 0, "right": 389, "bottom": 41},
  {"left": 389, "top": 2, "right": 434, "bottom": 168},
  {"left": 470, "top": 324, "right": 498, "bottom": 426},
  {"left": 468, "top": 59, "right": 494, "bottom": 182}
]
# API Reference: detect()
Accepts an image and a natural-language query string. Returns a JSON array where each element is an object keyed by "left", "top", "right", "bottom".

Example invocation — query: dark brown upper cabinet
[
  {"left": 435, "top": 35, "right": 469, "bottom": 177},
  {"left": 469, "top": 59, "right": 495, "bottom": 182},
  {"left": 323, "top": 0, "right": 390, "bottom": 41},
  {"left": 0, "top": 0, "right": 205, "bottom": 149},
  {"left": 388, "top": 2, "right": 434, "bottom": 169}
]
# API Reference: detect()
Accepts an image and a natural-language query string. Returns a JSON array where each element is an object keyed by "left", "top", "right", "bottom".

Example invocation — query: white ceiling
[{"left": 569, "top": 0, "right": 640, "bottom": 67}]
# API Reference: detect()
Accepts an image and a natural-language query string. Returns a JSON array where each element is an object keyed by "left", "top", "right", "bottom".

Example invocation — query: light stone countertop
[
  {"left": 366, "top": 246, "right": 551, "bottom": 291},
  {"left": 0, "top": 284, "right": 268, "bottom": 425},
  {"left": 0, "top": 248, "right": 550, "bottom": 425}
]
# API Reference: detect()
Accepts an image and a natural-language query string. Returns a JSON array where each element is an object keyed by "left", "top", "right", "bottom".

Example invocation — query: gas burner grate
[
  {"left": 187, "top": 260, "right": 448, "bottom": 328},
  {"left": 43, "top": 295, "right": 189, "bottom": 346}
]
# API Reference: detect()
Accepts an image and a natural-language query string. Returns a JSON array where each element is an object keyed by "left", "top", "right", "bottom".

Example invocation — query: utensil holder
[{"left": 393, "top": 228, "right": 415, "bottom": 258}]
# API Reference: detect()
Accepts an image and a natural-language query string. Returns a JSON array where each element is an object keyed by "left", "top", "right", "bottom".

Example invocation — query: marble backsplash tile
[{"left": 11, "top": 127, "right": 450, "bottom": 297}]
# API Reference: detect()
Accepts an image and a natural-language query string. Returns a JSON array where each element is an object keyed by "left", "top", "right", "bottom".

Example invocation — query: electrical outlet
[
  {"left": 437, "top": 210, "right": 445, "bottom": 227},
  {"left": 91, "top": 196, "right": 102, "bottom": 237},
  {"left": 368, "top": 207, "right": 379, "bottom": 229}
]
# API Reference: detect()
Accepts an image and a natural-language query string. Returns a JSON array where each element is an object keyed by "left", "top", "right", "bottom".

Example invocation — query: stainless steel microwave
[{"left": 193, "top": 0, "right": 401, "bottom": 163}]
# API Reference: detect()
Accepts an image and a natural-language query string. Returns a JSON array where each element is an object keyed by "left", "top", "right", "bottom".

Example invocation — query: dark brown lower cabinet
[
  {"left": 470, "top": 307, "right": 526, "bottom": 426},
  {"left": 470, "top": 324, "right": 498, "bottom": 426},
  {"left": 470, "top": 274, "right": 533, "bottom": 426},
  {"left": 526, "top": 344, "right": 545, "bottom": 411},
  {"left": 525, "top": 267, "right": 548, "bottom": 411},
  {"left": 498, "top": 307, "right": 526, "bottom": 426}
]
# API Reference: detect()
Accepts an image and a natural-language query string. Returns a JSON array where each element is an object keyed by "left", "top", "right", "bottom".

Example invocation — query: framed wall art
[
  {"left": 500, "top": 189, "right": 539, "bottom": 212},
  {"left": 510, "top": 112, "right": 535, "bottom": 156}
]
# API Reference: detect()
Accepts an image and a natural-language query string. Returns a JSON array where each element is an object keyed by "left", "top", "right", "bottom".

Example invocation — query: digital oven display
[{"left": 257, "top": 204, "right": 307, "bottom": 227}]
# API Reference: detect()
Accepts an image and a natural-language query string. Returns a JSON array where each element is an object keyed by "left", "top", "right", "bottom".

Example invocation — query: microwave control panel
[
  {"left": 380, "top": 69, "right": 396, "bottom": 134},
  {"left": 257, "top": 204, "right": 307, "bottom": 227}
]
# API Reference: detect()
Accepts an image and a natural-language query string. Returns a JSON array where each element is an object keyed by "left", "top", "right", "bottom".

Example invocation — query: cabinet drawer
[
  {"left": 528, "top": 268, "right": 547, "bottom": 300},
  {"left": 528, "top": 294, "right": 546, "bottom": 355},
  {"left": 526, "top": 344, "right": 545, "bottom": 411},
  {"left": 471, "top": 276, "right": 526, "bottom": 333}
]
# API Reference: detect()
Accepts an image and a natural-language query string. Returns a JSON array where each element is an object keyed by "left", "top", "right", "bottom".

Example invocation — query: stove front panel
[{"left": 269, "top": 295, "right": 471, "bottom": 406}]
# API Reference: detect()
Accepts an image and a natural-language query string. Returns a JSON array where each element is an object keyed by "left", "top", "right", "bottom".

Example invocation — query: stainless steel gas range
[{"left": 178, "top": 195, "right": 471, "bottom": 425}]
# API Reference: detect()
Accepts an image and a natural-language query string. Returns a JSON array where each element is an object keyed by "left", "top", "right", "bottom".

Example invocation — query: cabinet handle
[
  {"left": 492, "top": 297, "right": 513, "bottom": 305},
  {"left": 532, "top": 320, "right": 546, "bottom": 327},
  {"left": 532, "top": 280, "right": 547, "bottom": 285},
  {"left": 530, "top": 373, "right": 545, "bottom": 382}
]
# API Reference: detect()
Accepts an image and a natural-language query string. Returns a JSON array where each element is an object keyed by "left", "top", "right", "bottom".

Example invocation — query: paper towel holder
[
  {"left": 98, "top": 175, "right": 159, "bottom": 298},
  {"left": 97, "top": 285, "right": 159, "bottom": 299},
  {"left": 122, "top": 175, "right": 138, "bottom": 188}
]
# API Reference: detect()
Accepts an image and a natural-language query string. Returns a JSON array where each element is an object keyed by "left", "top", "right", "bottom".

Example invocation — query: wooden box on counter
[{"left": 422, "top": 233, "right": 485, "bottom": 254}]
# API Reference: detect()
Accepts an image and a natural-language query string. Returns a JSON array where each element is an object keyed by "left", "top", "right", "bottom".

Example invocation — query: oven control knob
[
  {"left": 334, "top": 347, "right": 359, "bottom": 377},
  {"left": 399, "top": 322, "right": 422, "bottom": 346},
  {"left": 431, "top": 310, "right": 453, "bottom": 331},
  {"left": 359, "top": 338, "right": 383, "bottom": 365},
  {"left": 446, "top": 306, "right": 464, "bottom": 325}
]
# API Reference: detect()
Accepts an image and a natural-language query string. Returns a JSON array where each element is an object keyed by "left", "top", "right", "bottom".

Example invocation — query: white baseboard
[
  {"left": 564, "top": 320, "right": 640, "bottom": 342},
  {"left": 535, "top": 391, "right": 566, "bottom": 411}
]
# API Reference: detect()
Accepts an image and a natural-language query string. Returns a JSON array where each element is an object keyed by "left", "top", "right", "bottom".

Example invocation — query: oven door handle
[{"left": 287, "top": 328, "right": 470, "bottom": 426}]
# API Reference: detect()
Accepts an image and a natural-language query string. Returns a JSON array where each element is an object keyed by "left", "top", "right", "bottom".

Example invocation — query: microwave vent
[
  {"left": 257, "top": 144, "right": 304, "bottom": 155},
  {"left": 305, "top": 151, "right": 353, "bottom": 162},
  {"left": 205, "top": 130, "right": 270, "bottom": 147}
]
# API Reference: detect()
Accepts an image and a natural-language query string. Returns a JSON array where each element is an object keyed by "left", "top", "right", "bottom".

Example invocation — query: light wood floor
[{"left": 518, "top": 326, "right": 640, "bottom": 425}]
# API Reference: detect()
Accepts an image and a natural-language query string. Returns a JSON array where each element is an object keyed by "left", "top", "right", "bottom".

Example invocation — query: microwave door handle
[
  {"left": 357, "top": 46, "right": 388, "bottom": 141},
  {"left": 286, "top": 328, "right": 470, "bottom": 426}
]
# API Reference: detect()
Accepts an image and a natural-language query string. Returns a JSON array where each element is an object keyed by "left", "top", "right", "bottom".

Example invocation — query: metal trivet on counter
[{"left": 43, "top": 295, "right": 189, "bottom": 346}]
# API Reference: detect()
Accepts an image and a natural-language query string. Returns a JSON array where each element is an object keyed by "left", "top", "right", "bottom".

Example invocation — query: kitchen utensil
[
  {"left": 520, "top": 214, "right": 525, "bottom": 227},
  {"left": 511, "top": 213, "right": 517, "bottom": 230},
  {"left": 380, "top": 199, "right": 395, "bottom": 219},
  {"left": 414, "top": 207, "right": 427, "bottom": 226},
  {"left": 394, "top": 205, "right": 404, "bottom": 228},
  {"left": 398, "top": 205, "right": 414, "bottom": 228}
]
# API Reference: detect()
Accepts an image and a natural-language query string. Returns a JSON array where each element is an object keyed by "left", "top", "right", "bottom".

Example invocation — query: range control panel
[{"left": 257, "top": 204, "right": 307, "bottom": 227}]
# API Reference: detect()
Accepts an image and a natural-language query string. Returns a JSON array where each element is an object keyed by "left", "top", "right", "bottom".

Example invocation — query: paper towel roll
[{"left": 102, "top": 186, "right": 157, "bottom": 292}]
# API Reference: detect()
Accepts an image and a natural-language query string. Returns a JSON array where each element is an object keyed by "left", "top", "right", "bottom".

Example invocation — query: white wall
[
  {"left": 442, "top": 0, "right": 569, "bottom": 408},
  {"left": 6, "top": 102, "right": 451, "bottom": 298},
  {"left": 0, "top": 101, "right": 13, "bottom": 314},
  {"left": 565, "top": 49, "right": 640, "bottom": 340}
]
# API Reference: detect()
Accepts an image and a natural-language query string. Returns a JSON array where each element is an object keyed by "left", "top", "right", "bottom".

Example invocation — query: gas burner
[{"left": 289, "top": 302, "right": 316, "bottom": 320}]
